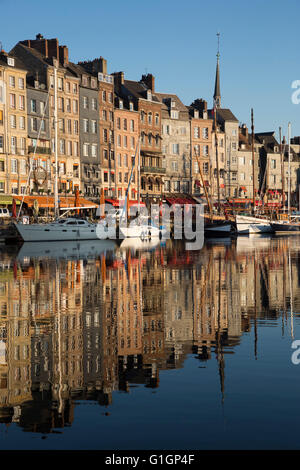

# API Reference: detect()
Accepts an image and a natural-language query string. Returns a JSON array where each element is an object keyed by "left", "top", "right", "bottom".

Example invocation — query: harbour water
[{"left": 0, "top": 235, "right": 300, "bottom": 449}]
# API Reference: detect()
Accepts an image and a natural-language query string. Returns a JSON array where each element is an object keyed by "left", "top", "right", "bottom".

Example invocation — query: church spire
[{"left": 213, "top": 32, "right": 221, "bottom": 109}]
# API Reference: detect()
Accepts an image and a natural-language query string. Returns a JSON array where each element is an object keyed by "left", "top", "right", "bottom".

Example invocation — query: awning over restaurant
[
  {"left": 13, "top": 195, "right": 98, "bottom": 209},
  {"left": 165, "top": 196, "right": 197, "bottom": 205},
  {"left": 105, "top": 198, "right": 145, "bottom": 207},
  {"left": 240, "top": 186, "right": 247, "bottom": 191},
  {"left": 0, "top": 195, "right": 21, "bottom": 205}
]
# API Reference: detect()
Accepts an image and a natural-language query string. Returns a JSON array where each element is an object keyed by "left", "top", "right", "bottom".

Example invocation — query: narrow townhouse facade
[
  {"left": 113, "top": 72, "right": 164, "bottom": 204},
  {"left": 209, "top": 108, "right": 239, "bottom": 198},
  {"left": 27, "top": 81, "right": 51, "bottom": 194},
  {"left": 114, "top": 94, "right": 139, "bottom": 200},
  {"left": 68, "top": 63, "right": 100, "bottom": 199},
  {"left": 255, "top": 132, "right": 283, "bottom": 203},
  {"left": 155, "top": 93, "right": 190, "bottom": 194},
  {"left": 211, "top": 126, "right": 226, "bottom": 200},
  {"left": 189, "top": 100, "right": 213, "bottom": 197},
  {"left": 0, "top": 50, "right": 28, "bottom": 196},
  {"left": 236, "top": 124, "right": 260, "bottom": 199},
  {"left": 11, "top": 35, "right": 81, "bottom": 195},
  {"left": 79, "top": 58, "right": 115, "bottom": 198}
]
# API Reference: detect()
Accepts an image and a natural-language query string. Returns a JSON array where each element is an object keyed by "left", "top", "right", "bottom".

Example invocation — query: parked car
[{"left": 0, "top": 208, "right": 11, "bottom": 218}]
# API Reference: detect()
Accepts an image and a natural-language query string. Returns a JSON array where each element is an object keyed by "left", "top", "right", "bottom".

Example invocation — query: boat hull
[
  {"left": 204, "top": 222, "right": 232, "bottom": 238},
  {"left": 236, "top": 215, "right": 273, "bottom": 234},
  {"left": 271, "top": 222, "right": 300, "bottom": 233},
  {"left": 14, "top": 221, "right": 116, "bottom": 242}
]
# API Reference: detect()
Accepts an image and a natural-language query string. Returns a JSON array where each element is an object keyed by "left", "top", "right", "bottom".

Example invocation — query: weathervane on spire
[
  {"left": 213, "top": 32, "right": 221, "bottom": 109},
  {"left": 217, "top": 32, "right": 220, "bottom": 59}
]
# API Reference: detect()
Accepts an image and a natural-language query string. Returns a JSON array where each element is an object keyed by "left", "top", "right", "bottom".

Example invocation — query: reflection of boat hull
[
  {"left": 17, "top": 239, "right": 116, "bottom": 261},
  {"left": 119, "top": 238, "right": 161, "bottom": 251},
  {"left": 236, "top": 215, "right": 273, "bottom": 234},
  {"left": 120, "top": 224, "right": 166, "bottom": 239},
  {"left": 204, "top": 222, "right": 232, "bottom": 237},
  {"left": 271, "top": 222, "right": 300, "bottom": 233}
]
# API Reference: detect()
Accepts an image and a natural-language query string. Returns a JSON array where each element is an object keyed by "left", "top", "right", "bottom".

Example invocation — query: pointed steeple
[{"left": 213, "top": 33, "right": 221, "bottom": 109}]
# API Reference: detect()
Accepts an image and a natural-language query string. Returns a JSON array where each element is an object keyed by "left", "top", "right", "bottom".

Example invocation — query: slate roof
[
  {"left": 155, "top": 92, "right": 189, "bottom": 119},
  {"left": 122, "top": 79, "right": 160, "bottom": 103}
]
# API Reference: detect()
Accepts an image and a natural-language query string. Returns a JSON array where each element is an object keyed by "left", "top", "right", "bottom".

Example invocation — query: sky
[{"left": 1, "top": 0, "right": 300, "bottom": 139}]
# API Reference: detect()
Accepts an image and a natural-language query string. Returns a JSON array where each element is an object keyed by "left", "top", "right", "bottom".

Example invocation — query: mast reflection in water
[{"left": 0, "top": 236, "right": 300, "bottom": 449}]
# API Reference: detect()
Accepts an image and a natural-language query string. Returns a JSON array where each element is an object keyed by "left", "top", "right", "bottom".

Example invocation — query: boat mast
[
  {"left": 279, "top": 127, "right": 285, "bottom": 212},
  {"left": 288, "top": 122, "right": 291, "bottom": 216},
  {"left": 214, "top": 108, "right": 221, "bottom": 213},
  {"left": 138, "top": 138, "right": 141, "bottom": 214},
  {"left": 251, "top": 109, "right": 255, "bottom": 214},
  {"left": 54, "top": 66, "right": 59, "bottom": 219}
]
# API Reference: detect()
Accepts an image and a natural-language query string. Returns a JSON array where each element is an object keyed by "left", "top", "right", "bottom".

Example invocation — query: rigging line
[{"left": 17, "top": 86, "right": 51, "bottom": 219}]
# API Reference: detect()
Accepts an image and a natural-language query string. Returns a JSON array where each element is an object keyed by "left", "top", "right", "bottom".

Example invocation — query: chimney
[
  {"left": 141, "top": 73, "right": 155, "bottom": 92},
  {"left": 190, "top": 98, "right": 207, "bottom": 117},
  {"left": 46, "top": 38, "right": 59, "bottom": 60},
  {"left": 112, "top": 72, "right": 124, "bottom": 93},
  {"left": 241, "top": 124, "right": 248, "bottom": 138},
  {"left": 59, "top": 45, "right": 69, "bottom": 67}
]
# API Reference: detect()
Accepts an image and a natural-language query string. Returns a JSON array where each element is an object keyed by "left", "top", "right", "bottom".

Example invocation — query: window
[
  {"left": 67, "top": 119, "right": 72, "bottom": 134},
  {"left": 239, "top": 156, "right": 245, "bottom": 165},
  {"left": 109, "top": 111, "right": 113, "bottom": 122},
  {"left": 155, "top": 114, "right": 159, "bottom": 126},
  {"left": 194, "top": 127, "right": 199, "bottom": 138},
  {"left": 194, "top": 161, "right": 199, "bottom": 173},
  {"left": 0, "top": 136, "right": 3, "bottom": 152},
  {"left": 11, "top": 136, "right": 16, "bottom": 153},
  {"left": 194, "top": 145, "right": 200, "bottom": 156},
  {"left": 141, "top": 110, "right": 145, "bottom": 122},
  {"left": 10, "top": 115, "right": 16, "bottom": 129},
  {"left": 66, "top": 98, "right": 71, "bottom": 113},
  {"left": 91, "top": 98, "right": 97, "bottom": 110},
  {"left": 73, "top": 83, "right": 78, "bottom": 94},
  {"left": 232, "top": 129, "right": 237, "bottom": 136},
  {"left": 58, "top": 97, "right": 64, "bottom": 111},
  {"left": 30, "top": 99, "right": 37, "bottom": 113},
  {"left": 123, "top": 136, "right": 127, "bottom": 148},
  {"left": 9, "top": 76, "right": 15, "bottom": 88},
  {"left": 91, "top": 120, "right": 97, "bottom": 133},
  {"left": 232, "top": 142, "right": 237, "bottom": 150},
  {"left": 171, "top": 161, "right": 178, "bottom": 171},
  {"left": 10, "top": 93, "right": 16, "bottom": 108},
  {"left": 83, "top": 96, "right": 88, "bottom": 109},
  {"left": 19, "top": 95, "right": 25, "bottom": 110},
  {"left": 202, "top": 127, "right": 209, "bottom": 139},
  {"left": 172, "top": 143, "right": 179, "bottom": 155},
  {"left": 130, "top": 120, "right": 134, "bottom": 131},
  {"left": 180, "top": 127, "right": 186, "bottom": 135},
  {"left": 91, "top": 144, "right": 97, "bottom": 157},
  {"left": 119, "top": 172, "right": 122, "bottom": 183},
  {"left": 0, "top": 159, "right": 4, "bottom": 171},
  {"left": 103, "top": 149, "right": 108, "bottom": 160},
  {"left": 83, "top": 143, "right": 89, "bottom": 157},
  {"left": 240, "top": 172, "right": 245, "bottom": 181},
  {"left": 123, "top": 119, "right": 127, "bottom": 131},
  {"left": 83, "top": 119, "right": 89, "bottom": 133},
  {"left": 148, "top": 113, "right": 152, "bottom": 125},
  {"left": 74, "top": 142, "right": 79, "bottom": 156},
  {"left": 11, "top": 158, "right": 17, "bottom": 173},
  {"left": 0, "top": 111, "right": 3, "bottom": 125},
  {"left": 59, "top": 139, "right": 65, "bottom": 154},
  {"left": 66, "top": 82, "right": 70, "bottom": 93},
  {"left": 124, "top": 154, "right": 128, "bottom": 166},
  {"left": 109, "top": 92, "right": 113, "bottom": 103},
  {"left": 174, "top": 181, "right": 180, "bottom": 191},
  {"left": 67, "top": 141, "right": 72, "bottom": 156},
  {"left": 271, "top": 159, "right": 276, "bottom": 169},
  {"left": 73, "top": 100, "right": 78, "bottom": 113},
  {"left": 171, "top": 110, "right": 178, "bottom": 119},
  {"left": 19, "top": 116, "right": 25, "bottom": 130},
  {"left": 203, "top": 145, "right": 209, "bottom": 156},
  {"left": 58, "top": 78, "right": 63, "bottom": 91},
  {"left": 102, "top": 90, "right": 106, "bottom": 101},
  {"left": 131, "top": 136, "right": 135, "bottom": 149},
  {"left": 103, "top": 129, "right": 108, "bottom": 143},
  {"left": 203, "top": 162, "right": 209, "bottom": 174},
  {"left": 104, "top": 172, "right": 108, "bottom": 182},
  {"left": 74, "top": 120, "right": 79, "bottom": 134},
  {"left": 163, "top": 125, "right": 170, "bottom": 135},
  {"left": 102, "top": 109, "right": 107, "bottom": 121}
]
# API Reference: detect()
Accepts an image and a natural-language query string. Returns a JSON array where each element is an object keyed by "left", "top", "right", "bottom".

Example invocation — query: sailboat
[
  {"left": 119, "top": 140, "right": 167, "bottom": 239},
  {"left": 271, "top": 122, "right": 300, "bottom": 233},
  {"left": 14, "top": 66, "right": 114, "bottom": 242}
]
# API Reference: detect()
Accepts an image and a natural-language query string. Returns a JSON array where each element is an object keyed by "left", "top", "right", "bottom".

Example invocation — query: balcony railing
[
  {"left": 28, "top": 146, "right": 51, "bottom": 155},
  {"left": 141, "top": 166, "right": 166, "bottom": 174}
]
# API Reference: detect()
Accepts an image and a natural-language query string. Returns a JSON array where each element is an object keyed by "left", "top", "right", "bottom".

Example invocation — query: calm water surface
[{"left": 0, "top": 236, "right": 299, "bottom": 449}]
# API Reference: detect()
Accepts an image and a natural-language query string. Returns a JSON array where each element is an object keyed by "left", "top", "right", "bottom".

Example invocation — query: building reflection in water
[{"left": 0, "top": 236, "right": 298, "bottom": 432}]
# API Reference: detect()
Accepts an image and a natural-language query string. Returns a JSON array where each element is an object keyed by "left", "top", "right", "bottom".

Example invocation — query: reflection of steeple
[{"left": 213, "top": 33, "right": 221, "bottom": 109}]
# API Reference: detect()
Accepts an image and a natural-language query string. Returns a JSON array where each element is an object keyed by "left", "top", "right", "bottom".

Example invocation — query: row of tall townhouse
[{"left": 0, "top": 33, "right": 298, "bottom": 204}]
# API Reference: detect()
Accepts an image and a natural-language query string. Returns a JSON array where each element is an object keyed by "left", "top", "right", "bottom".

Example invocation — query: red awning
[
  {"left": 105, "top": 198, "right": 145, "bottom": 207},
  {"left": 240, "top": 186, "right": 247, "bottom": 191},
  {"left": 220, "top": 184, "right": 225, "bottom": 188}
]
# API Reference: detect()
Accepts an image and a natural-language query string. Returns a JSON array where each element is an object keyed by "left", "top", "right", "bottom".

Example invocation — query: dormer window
[
  {"left": 194, "top": 110, "right": 199, "bottom": 119},
  {"left": 119, "top": 99, "right": 123, "bottom": 109},
  {"left": 171, "top": 110, "right": 179, "bottom": 119},
  {"left": 82, "top": 76, "right": 88, "bottom": 86},
  {"left": 129, "top": 101, "right": 134, "bottom": 111},
  {"left": 171, "top": 100, "right": 175, "bottom": 108},
  {"left": 147, "top": 89, "right": 152, "bottom": 101},
  {"left": 7, "top": 57, "right": 15, "bottom": 67}
]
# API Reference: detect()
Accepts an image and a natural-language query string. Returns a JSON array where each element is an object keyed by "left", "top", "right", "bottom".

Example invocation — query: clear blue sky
[{"left": 1, "top": 0, "right": 300, "bottom": 139}]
